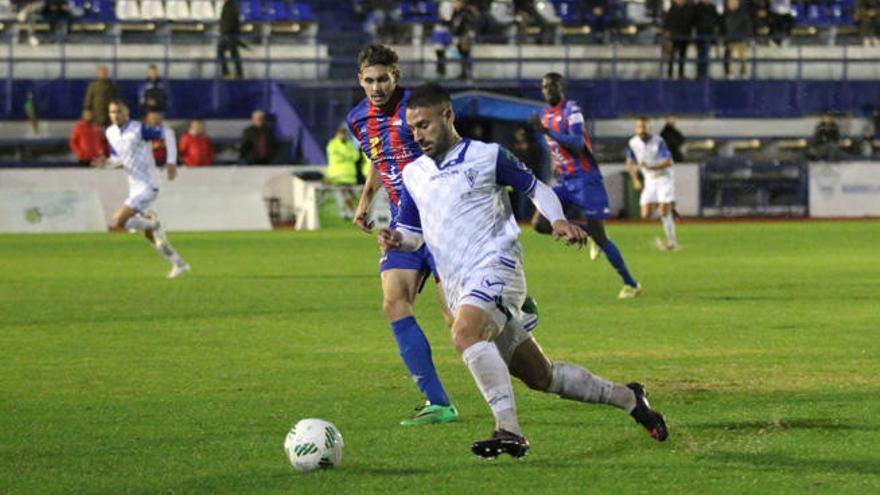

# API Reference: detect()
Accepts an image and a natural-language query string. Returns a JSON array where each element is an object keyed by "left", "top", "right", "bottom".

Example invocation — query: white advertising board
[
  {"left": 809, "top": 162, "right": 880, "bottom": 217},
  {"left": 0, "top": 188, "right": 106, "bottom": 233}
]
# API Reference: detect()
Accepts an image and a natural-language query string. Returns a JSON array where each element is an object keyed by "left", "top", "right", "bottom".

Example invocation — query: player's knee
[
  {"left": 382, "top": 298, "right": 412, "bottom": 322},
  {"left": 532, "top": 215, "right": 552, "bottom": 235}
]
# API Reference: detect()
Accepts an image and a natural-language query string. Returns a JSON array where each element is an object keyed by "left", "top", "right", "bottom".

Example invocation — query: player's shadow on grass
[
  {"left": 691, "top": 417, "right": 880, "bottom": 432},
  {"left": 704, "top": 451, "right": 880, "bottom": 476}
]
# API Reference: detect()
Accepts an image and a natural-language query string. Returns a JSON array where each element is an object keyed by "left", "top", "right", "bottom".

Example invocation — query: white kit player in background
[
  {"left": 625, "top": 117, "right": 678, "bottom": 251},
  {"left": 379, "top": 84, "right": 669, "bottom": 458},
  {"left": 92, "top": 100, "right": 190, "bottom": 279}
]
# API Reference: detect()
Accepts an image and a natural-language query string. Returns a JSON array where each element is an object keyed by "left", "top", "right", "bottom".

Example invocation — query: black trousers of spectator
[
  {"left": 695, "top": 38, "right": 711, "bottom": 79},
  {"left": 218, "top": 35, "right": 243, "bottom": 78},
  {"left": 667, "top": 39, "right": 688, "bottom": 78},
  {"left": 769, "top": 13, "right": 793, "bottom": 44}
]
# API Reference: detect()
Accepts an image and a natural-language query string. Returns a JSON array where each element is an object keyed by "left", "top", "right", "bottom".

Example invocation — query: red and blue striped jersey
[
  {"left": 346, "top": 88, "right": 422, "bottom": 222},
  {"left": 541, "top": 99, "right": 601, "bottom": 180}
]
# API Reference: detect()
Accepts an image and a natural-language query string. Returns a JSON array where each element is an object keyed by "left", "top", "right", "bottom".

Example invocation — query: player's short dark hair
[
  {"left": 543, "top": 72, "right": 564, "bottom": 83},
  {"left": 357, "top": 44, "right": 399, "bottom": 70},
  {"left": 407, "top": 83, "right": 451, "bottom": 110},
  {"left": 635, "top": 115, "right": 650, "bottom": 123}
]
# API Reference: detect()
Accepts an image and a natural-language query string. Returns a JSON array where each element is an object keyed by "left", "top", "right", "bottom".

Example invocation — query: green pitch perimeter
[{"left": 1, "top": 221, "right": 878, "bottom": 494}]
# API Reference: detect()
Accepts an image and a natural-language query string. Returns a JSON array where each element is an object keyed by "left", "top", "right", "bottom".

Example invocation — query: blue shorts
[
  {"left": 380, "top": 244, "right": 439, "bottom": 283},
  {"left": 553, "top": 174, "right": 611, "bottom": 219}
]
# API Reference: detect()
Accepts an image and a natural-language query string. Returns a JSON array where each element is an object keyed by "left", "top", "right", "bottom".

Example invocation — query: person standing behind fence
[
  {"left": 138, "top": 64, "right": 170, "bottom": 114},
  {"left": 663, "top": 0, "right": 695, "bottom": 79},
  {"left": 83, "top": 66, "right": 119, "bottom": 127},
  {"left": 325, "top": 126, "right": 361, "bottom": 219},
  {"left": 693, "top": 0, "right": 719, "bottom": 79},
  {"left": 218, "top": 0, "right": 244, "bottom": 79},
  {"left": 70, "top": 109, "right": 108, "bottom": 166},
  {"left": 857, "top": 0, "right": 880, "bottom": 46},
  {"left": 722, "top": 0, "right": 752, "bottom": 79},
  {"left": 240, "top": 110, "right": 277, "bottom": 164}
]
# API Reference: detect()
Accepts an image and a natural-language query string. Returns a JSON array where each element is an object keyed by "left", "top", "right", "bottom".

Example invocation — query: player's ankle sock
[
  {"left": 601, "top": 241, "right": 638, "bottom": 287},
  {"left": 124, "top": 214, "right": 158, "bottom": 231},
  {"left": 547, "top": 362, "right": 636, "bottom": 411},
  {"left": 391, "top": 316, "right": 450, "bottom": 407},
  {"left": 462, "top": 340, "right": 521, "bottom": 435},
  {"left": 661, "top": 214, "right": 677, "bottom": 247}
]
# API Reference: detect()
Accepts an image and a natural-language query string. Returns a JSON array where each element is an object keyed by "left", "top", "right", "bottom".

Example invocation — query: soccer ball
[{"left": 283, "top": 418, "right": 344, "bottom": 473}]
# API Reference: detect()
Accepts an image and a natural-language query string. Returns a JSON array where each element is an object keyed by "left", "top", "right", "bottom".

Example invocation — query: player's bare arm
[
  {"left": 353, "top": 163, "right": 379, "bottom": 232},
  {"left": 647, "top": 159, "right": 673, "bottom": 171},
  {"left": 626, "top": 159, "right": 642, "bottom": 190},
  {"left": 166, "top": 163, "right": 178, "bottom": 181}
]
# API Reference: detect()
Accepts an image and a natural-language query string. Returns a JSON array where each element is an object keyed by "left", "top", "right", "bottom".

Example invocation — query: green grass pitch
[{"left": 1, "top": 221, "right": 878, "bottom": 494}]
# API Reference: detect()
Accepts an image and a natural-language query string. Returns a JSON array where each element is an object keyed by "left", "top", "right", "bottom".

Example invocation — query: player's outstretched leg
[
  {"left": 546, "top": 362, "right": 668, "bottom": 441},
  {"left": 583, "top": 219, "right": 641, "bottom": 299},
  {"left": 383, "top": 270, "right": 457, "bottom": 426},
  {"left": 144, "top": 212, "right": 190, "bottom": 279},
  {"left": 658, "top": 203, "right": 678, "bottom": 251}
]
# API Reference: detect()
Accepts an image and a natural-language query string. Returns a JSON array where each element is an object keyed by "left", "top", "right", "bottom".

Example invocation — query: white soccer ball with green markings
[{"left": 284, "top": 418, "right": 344, "bottom": 473}]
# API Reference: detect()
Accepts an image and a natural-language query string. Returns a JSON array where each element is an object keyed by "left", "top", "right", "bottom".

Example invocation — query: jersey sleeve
[
  {"left": 395, "top": 182, "right": 422, "bottom": 234},
  {"left": 656, "top": 138, "right": 672, "bottom": 161},
  {"left": 547, "top": 104, "right": 587, "bottom": 152},
  {"left": 626, "top": 143, "right": 636, "bottom": 162},
  {"left": 495, "top": 146, "right": 537, "bottom": 195}
]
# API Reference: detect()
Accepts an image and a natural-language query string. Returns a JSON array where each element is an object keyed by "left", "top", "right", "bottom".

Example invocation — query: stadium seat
[
  {"left": 166, "top": 0, "right": 192, "bottom": 21},
  {"left": 291, "top": 2, "right": 315, "bottom": 21},
  {"left": 116, "top": 0, "right": 142, "bottom": 20},
  {"left": 0, "top": 0, "right": 13, "bottom": 20},
  {"left": 139, "top": 0, "right": 167, "bottom": 20},
  {"left": 551, "top": 0, "right": 581, "bottom": 25},
  {"left": 190, "top": 0, "right": 216, "bottom": 19},
  {"left": 400, "top": 1, "right": 438, "bottom": 23}
]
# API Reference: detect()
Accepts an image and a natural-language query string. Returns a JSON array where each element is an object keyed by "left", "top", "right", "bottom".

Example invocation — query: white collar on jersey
[{"left": 435, "top": 138, "right": 471, "bottom": 170}]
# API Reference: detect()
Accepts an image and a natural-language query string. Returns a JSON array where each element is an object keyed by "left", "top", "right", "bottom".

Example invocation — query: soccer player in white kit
[
  {"left": 379, "top": 84, "right": 668, "bottom": 458},
  {"left": 625, "top": 117, "right": 679, "bottom": 251},
  {"left": 92, "top": 100, "right": 190, "bottom": 278}
]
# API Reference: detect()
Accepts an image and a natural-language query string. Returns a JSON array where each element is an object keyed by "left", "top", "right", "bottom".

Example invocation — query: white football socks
[
  {"left": 661, "top": 214, "right": 677, "bottom": 248},
  {"left": 461, "top": 340, "right": 521, "bottom": 435},
  {"left": 547, "top": 362, "right": 636, "bottom": 412},
  {"left": 124, "top": 214, "right": 158, "bottom": 231},
  {"left": 154, "top": 240, "right": 185, "bottom": 267}
]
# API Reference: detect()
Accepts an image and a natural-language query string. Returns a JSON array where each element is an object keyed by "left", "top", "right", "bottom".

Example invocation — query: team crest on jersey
[{"left": 464, "top": 168, "right": 478, "bottom": 188}]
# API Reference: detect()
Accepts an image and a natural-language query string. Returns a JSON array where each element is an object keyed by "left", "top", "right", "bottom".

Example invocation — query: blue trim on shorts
[{"left": 380, "top": 244, "right": 438, "bottom": 280}]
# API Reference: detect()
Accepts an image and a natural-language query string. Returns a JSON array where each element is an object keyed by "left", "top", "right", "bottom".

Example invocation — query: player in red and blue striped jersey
[
  {"left": 347, "top": 45, "right": 459, "bottom": 426},
  {"left": 529, "top": 73, "right": 642, "bottom": 299}
]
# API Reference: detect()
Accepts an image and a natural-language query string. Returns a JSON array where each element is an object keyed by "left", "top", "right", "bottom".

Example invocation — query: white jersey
[
  {"left": 162, "top": 127, "right": 177, "bottom": 165},
  {"left": 626, "top": 134, "right": 674, "bottom": 181},
  {"left": 106, "top": 121, "right": 162, "bottom": 187},
  {"left": 396, "top": 139, "right": 538, "bottom": 309}
]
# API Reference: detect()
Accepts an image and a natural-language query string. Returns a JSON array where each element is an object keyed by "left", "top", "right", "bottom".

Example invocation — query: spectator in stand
[
  {"left": 450, "top": 0, "right": 479, "bottom": 80},
  {"left": 812, "top": 112, "right": 843, "bottom": 162},
  {"left": 178, "top": 119, "right": 215, "bottom": 167},
  {"left": 768, "top": 0, "right": 793, "bottom": 45},
  {"left": 240, "top": 110, "right": 277, "bottom": 164},
  {"left": 693, "top": 0, "right": 719, "bottom": 79},
  {"left": 218, "top": 0, "right": 244, "bottom": 79},
  {"left": 15, "top": 0, "right": 44, "bottom": 46},
  {"left": 582, "top": 0, "right": 611, "bottom": 41},
  {"left": 363, "top": 0, "right": 403, "bottom": 44},
  {"left": 433, "top": 1, "right": 454, "bottom": 78},
  {"left": 857, "top": 0, "right": 880, "bottom": 46},
  {"left": 41, "top": 0, "right": 72, "bottom": 43},
  {"left": 663, "top": 0, "right": 695, "bottom": 79},
  {"left": 83, "top": 66, "right": 119, "bottom": 127},
  {"left": 722, "top": 0, "right": 752, "bottom": 79},
  {"left": 138, "top": 64, "right": 170, "bottom": 115},
  {"left": 660, "top": 116, "right": 686, "bottom": 163},
  {"left": 69, "top": 109, "right": 108, "bottom": 167},
  {"left": 514, "top": 0, "right": 555, "bottom": 44},
  {"left": 750, "top": 0, "right": 771, "bottom": 42},
  {"left": 145, "top": 110, "right": 177, "bottom": 167}
]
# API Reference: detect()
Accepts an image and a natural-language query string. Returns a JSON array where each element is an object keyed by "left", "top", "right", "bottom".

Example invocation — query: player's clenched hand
[
  {"left": 377, "top": 228, "right": 402, "bottom": 253},
  {"left": 633, "top": 179, "right": 642, "bottom": 190},
  {"left": 353, "top": 208, "right": 374, "bottom": 233},
  {"left": 551, "top": 220, "right": 587, "bottom": 249}
]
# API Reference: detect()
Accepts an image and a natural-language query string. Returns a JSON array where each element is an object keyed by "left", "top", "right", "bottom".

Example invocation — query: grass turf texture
[{"left": 1, "top": 221, "right": 878, "bottom": 494}]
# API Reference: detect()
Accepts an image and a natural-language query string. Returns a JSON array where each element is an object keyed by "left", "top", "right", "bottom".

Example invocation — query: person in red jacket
[
  {"left": 178, "top": 119, "right": 215, "bottom": 167},
  {"left": 69, "top": 109, "right": 108, "bottom": 166}
]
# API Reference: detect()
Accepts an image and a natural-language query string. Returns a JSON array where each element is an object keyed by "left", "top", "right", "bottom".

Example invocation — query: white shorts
[
  {"left": 640, "top": 177, "right": 675, "bottom": 205},
  {"left": 125, "top": 181, "right": 159, "bottom": 212},
  {"left": 450, "top": 264, "right": 538, "bottom": 364}
]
